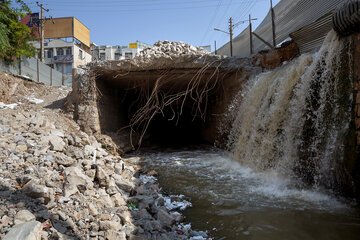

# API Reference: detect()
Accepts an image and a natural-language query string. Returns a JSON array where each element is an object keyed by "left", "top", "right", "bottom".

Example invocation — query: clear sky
[{"left": 21, "top": 0, "right": 281, "bottom": 50}]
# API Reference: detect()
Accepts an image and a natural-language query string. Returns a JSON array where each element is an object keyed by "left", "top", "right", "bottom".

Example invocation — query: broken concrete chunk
[
  {"left": 84, "top": 144, "right": 96, "bottom": 157},
  {"left": 99, "top": 220, "right": 122, "bottom": 231},
  {"left": 95, "top": 166, "right": 110, "bottom": 187},
  {"left": 14, "top": 210, "right": 36, "bottom": 225},
  {"left": 3, "top": 221, "right": 42, "bottom": 240},
  {"left": 49, "top": 135, "right": 66, "bottom": 152},
  {"left": 105, "top": 230, "right": 126, "bottom": 240},
  {"left": 64, "top": 183, "right": 79, "bottom": 198},
  {"left": 64, "top": 166, "right": 94, "bottom": 189},
  {"left": 22, "top": 179, "right": 53, "bottom": 204},
  {"left": 111, "top": 193, "right": 127, "bottom": 207},
  {"left": 55, "top": 153, "right": 75, "bottom": 167}
]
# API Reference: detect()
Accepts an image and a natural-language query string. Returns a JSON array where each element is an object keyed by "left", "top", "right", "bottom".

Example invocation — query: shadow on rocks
[
  {"left": 44, "top": 98, "right": 67, "bottom": 110},
  {"left": 0, "top": 183, "right": 82, "bottom": 240}
]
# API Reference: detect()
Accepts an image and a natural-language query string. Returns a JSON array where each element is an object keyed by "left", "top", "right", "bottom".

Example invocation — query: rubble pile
[
  {"left": 0, "top": 72, "right": 210, "bottom": 239},
  {"left": 139, "top": 40, "right": 210, "bottom": 58}
]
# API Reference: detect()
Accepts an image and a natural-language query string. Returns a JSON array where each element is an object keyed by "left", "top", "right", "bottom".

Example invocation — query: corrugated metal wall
[
  {"left": 217, "top": 0, "right": 343, "bottom": 57},
  {"left": 0, "top": 57, "right": 64, "bottom": 86},
  {"left": 290, "top": 13, "right": 334, "bottom": 54}
]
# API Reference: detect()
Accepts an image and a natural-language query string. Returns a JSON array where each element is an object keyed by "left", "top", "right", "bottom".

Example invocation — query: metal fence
[
  {"left": 0, "top": 56, "right": 65, "bottom": 86},
  {"left": 217, "top": 0, "right": 343, "bottom": 57}
]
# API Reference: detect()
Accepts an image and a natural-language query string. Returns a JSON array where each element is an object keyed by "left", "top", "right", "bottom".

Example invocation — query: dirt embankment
[{"left": 0, "top": 72, "right": 209, "bottom": 240}]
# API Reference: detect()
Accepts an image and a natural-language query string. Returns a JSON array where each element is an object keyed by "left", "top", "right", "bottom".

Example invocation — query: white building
[
  {"left": 91, "top": 41, "right": 152, "bottom": 61},
  {"left": 31, "top": 39, "right": 92, "bottom": 85}
]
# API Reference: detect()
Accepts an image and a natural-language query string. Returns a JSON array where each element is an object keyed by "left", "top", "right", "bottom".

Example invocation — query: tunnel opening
[{"left": 94, "top": 67, "right": 236, "bottom": 151}]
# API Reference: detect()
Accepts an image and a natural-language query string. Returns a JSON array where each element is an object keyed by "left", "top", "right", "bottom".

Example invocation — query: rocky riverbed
[{"left": 0, "top": 72, "right": 210, "bottom": 240}]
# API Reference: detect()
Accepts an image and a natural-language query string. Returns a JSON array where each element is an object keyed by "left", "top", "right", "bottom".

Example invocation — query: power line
[
  {"left": 44, "top": 2, "right": 261, "bottom": 13},
  {"left": 200, "top": 0, "right": 224, "bottom": 45}
]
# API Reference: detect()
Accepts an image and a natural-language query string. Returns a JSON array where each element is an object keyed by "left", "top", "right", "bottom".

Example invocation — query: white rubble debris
[
  {"left": 0, "top": 102, "right": 21, "bottom": 109},
  {"left": 139, "top": 40, "right": 210, "bottom": 58},
  {"left": 24, "top": 96, "right": 44, "bottom": 104}
]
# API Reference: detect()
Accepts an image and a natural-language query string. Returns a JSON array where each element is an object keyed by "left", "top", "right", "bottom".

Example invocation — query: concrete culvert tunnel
[
  {"left": 94, "top": 66, "right": 245, "bottom": 150},
  {"left": 67, "top": 41, "right": 257, "bottom": 153}
]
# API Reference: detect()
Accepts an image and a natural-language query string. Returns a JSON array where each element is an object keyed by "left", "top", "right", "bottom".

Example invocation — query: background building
[
  {"left": 24, "top": 16, "right": 92, "bottom": 85},
  {"left": 91, "top": 41, "right": 152, "bottom": 61}
]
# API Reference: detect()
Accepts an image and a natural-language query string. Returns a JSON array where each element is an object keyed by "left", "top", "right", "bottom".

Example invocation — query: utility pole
[
  {"left": 229, "top": 18, "right": 233, "bottom": 57},
  {"left": 214, "top": 16, "right": 256, "bottom": 57},
  {"left": 214, "top": 40, "right": 217, "bottom": 55},
  {"left": 249, "top": 14, "right": 253, "bottom": 55},
  {"left": 36, "top": 2, "right": 49, "bottom": 63},
  {"left": 270, "top": 0, "right": 276, "bottom": 47}
]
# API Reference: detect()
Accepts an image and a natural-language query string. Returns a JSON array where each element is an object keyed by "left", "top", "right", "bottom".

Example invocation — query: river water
[
  {"left": 138, "top": 146, "right": 360, "bottom": 240},
  {"left": 131, "top": 31, "right": 360, "bottom": 239}
]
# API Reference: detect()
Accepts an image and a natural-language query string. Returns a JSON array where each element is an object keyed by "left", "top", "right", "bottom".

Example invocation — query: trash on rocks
[{"left": 0, "top": 102, "right": 20, "bottom": 109}]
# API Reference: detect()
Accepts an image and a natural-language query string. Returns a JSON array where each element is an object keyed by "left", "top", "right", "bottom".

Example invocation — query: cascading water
[
  {"left": 227, "top": 30, "right": 353, "bottom": 192},
  {"left": 137, "top": 30, "right": 360, "bottom": 239}
]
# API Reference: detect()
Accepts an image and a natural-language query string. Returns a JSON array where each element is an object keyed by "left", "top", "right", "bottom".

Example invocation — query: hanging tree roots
[{"left": 66, "top": 53, "right": 259, "bottom": 153}]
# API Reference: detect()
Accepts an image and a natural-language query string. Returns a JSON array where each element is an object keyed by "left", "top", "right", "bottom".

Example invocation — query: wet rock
[
  {"left": 156, "top": 209, "right": 175, "bottom": 227},
  {"left": 3, "top": 221, "right": 42, "bottom": 240},
  {"left": 14, "top": 210, "right": 36, "bottom": 225},
  {"left": 146, "top": 170, "right": 158, "bottom": 177},
  {"left": 128, "top": 235, "right": 147, "bottom": 240}
]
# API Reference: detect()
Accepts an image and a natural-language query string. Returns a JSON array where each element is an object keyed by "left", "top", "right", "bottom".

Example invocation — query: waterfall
[{"left": 227, "top": 30, "right": 353, "bottom": 191}]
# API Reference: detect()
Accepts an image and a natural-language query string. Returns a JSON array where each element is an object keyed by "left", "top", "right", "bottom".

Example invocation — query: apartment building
[
  {"left": 24, "top": 16, "right": 92, "bottom": 85},
  {"left": 91, "top": 41, "right": 152, "bottom": 61}
]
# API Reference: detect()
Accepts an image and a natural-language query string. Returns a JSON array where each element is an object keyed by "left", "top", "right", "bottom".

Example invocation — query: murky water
[{"left": 136, "top": 146, "right": 360, "bottom": 240}]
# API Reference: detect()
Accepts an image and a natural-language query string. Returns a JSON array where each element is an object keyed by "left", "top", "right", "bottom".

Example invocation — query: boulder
[
  {"left": 22, "top": 179, "right": 53, "bottom": 204},
  {"left": 3, "top": 221, "right": 42, "bottom": 240},
  {"left": 49, "top": 135, "right": 66, "bottom": 151},
  {"left": 14, "top": 210, "right": 36, "bottom": 225},
  {"left": 105, "top": 230, "right": 126, "bottom": 240},
  {"left": 156, "top": 209, "right": 175, "bottom": 227},
  {"left": 64, "top": 166, "right": 94, "bottom": 189}
]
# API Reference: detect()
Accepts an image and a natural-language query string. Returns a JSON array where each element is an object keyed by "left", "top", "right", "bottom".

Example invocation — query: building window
[
  {"left": 78, "top": 49, "right": 83, "bottom": 59},
  {"left": 56, "top": 64, "right": 63, "bottom": 72},
  {"left": 125, "top": 52, "right": 133, "bottom": 58},
  {"left": 100, "top": 52, "right": 105, "bottom": 60},
  {"left": 47, "top": 49, "right": 53, "bottom": 58},
  {"left": 66, "top": 48, "right": 72, "bottom": 56},
  {"left": 114, "top": 53, "right": 121, "bottom": 60},
  {"left": 66, "top": 63, "right": 72, "bottom": 73},
  {"left": 57, "top": 48, "right": 64, "bottom": 56}
]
